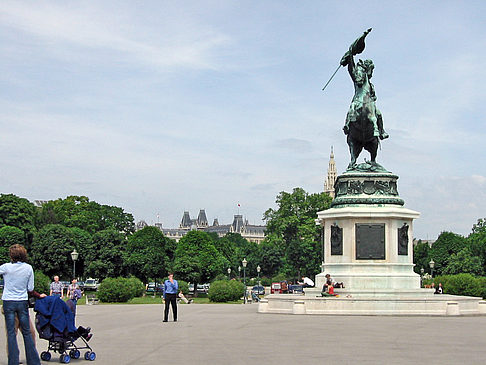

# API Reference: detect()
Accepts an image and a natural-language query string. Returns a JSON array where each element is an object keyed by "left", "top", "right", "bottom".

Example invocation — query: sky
[{"left": 1, "top": 1, "right": 485, "bottom": 240}]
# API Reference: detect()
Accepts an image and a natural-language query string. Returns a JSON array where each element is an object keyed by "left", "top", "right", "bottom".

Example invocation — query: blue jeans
[{"left": 3, "top": 300, "right": 41, "bottom": 365}]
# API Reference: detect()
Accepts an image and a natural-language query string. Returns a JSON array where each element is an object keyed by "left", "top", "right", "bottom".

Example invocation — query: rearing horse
[{"left": 343, "top": 57, "right": 381, "bottom": 170}]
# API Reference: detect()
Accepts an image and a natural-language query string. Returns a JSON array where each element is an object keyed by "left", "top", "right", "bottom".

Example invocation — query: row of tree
[
  {"left": 0, "top": 189, "right": 332, "bottom": 286},
  {"left": 413, "top": 218, "right": 486, "bottom": 277},
  {"left": 4, "top": 190, "right": 482, "bottom": 287}
]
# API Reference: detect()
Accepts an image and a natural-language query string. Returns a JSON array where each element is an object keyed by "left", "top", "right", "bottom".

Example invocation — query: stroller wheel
[
  {"left": 84, "top": 351, "right": 96, "bottom": 361},
  {"left": 41, "top": 351, "right": 51, "bottom": 361},
  {"left": 70, "top": 349, "right": 81, "bottom": 359},
  {"left": 60, "top": 354, "right": 71, "bottom": 363}
]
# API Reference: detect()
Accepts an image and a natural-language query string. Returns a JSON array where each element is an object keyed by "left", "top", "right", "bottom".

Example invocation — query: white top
[
  {"left": 0, "top": 262, "right": 34, "bottom": 301},
  {"left": 303, "top": 277, "right": 314, "bottom": 286}
]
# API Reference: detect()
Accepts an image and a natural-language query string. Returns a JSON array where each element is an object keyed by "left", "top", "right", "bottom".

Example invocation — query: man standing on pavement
[
  {"left": 49, "top": 275, "right": 63, "bottom": 298},
  {"left": 163, "top": 273, "right": 178, "bottom": 322}
]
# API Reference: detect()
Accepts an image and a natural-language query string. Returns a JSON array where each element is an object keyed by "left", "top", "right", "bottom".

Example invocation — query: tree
[
  {"left": 37, "top": 196, "right": 135, "bottom": 235},
  {"left": 0, "top": 226, "right": 25, "bottom": 264},
  {"left": 413, "top": 240, "right": 430, "bottom": 274},
  {"left": 468, "top": 218, "right": 486, "bottom": 274},
  {"left": 125, "top": 226, "right": 174, "bottom": 283},
  {"left": 429, "top": 231, "right": 466, "bottom": 275},
  {"left": 31, "top": 224, "right": 76, "bottom": 278},
  {"left": 442, "top": 247, "right": 484, "bottom": 276},
  {"left": 0, "top": 194, "right": 37, "bottom": 248},
  {"left": 84, "top": 229, "right": 127, "bottom": 279},
  {"left": 256, "top": 240, "right": 284, "bottom": 277},
  {"left": 263, "top": 188, "right": 332, "bottom": 278},
  {"left": 173, "top": 231, "right": 226, "bottom": 294}
]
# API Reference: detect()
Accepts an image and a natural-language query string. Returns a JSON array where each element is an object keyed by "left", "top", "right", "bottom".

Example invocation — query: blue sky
[{"left": 1, "top": 1, "right": 485, "bottom": 239}]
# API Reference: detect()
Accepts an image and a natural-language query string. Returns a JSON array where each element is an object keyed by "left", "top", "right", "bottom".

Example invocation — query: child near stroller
[{"left": 34, "top": 293, "right": 96, "bottom": 363}]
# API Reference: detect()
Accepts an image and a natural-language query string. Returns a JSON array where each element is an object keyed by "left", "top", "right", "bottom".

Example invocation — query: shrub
[
  {"left": 208, "top": 280, "right": 245, "bottom": 302},
  {"left": 97, "top": 277, "right": 135, "bottom": 303},
  {"left": 126, "top": 276, "right": 145, "bottom": 298},
  {"left": 178, "top": 280, "right": 189, "bottom": 295},
  {"left": 434, "top": 274, "right": 482, "bottom": 297},
  {"left": 478, "top": 277, "right": 486, "bottom": 299},
  {"left": 34, "top": 271, "right": 50, "bottom": 294}
]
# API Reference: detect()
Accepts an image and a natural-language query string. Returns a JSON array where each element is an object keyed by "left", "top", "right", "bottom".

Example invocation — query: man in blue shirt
[{"left": 163, "top": 273, "right": 178, "bottom": 322}]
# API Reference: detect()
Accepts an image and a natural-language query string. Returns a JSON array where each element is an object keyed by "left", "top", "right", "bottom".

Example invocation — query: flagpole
[{"left": 322, "top": 64, "right": 341, "bottom": 91}]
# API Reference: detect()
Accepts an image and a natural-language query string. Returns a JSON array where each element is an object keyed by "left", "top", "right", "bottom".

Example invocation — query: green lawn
[{"left": 0, "top": 291, "right": 243, "bottom": 305}]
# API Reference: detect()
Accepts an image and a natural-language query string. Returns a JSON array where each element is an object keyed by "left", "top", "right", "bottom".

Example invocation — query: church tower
[{"left": 324, "top": 146, "right": 337, "bottom": 198}]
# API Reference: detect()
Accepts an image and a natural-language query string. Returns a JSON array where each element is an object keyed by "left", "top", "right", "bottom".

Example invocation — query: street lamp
[
  {"left": 71, "top": 249, "right": 79, "bottom": 279},
  {"left": 257, "top": 265, "right": 261, "bottom": 286},
  {"left": 429, "top": 259, "right": 435, "bottom": 278},
  {"left": 242, "top": 258, "right": 247, "bottom": 304},
  {"left": 227, "top": 267, "right": 231, "bottom": 280}
]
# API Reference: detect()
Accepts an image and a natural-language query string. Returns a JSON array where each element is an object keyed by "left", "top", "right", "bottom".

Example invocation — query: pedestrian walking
[{"left": 49, "top": 275, "right": 63, "bottom": 298}]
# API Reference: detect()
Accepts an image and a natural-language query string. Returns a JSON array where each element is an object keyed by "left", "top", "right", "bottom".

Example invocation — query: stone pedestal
[{"left": 315, "top": 171, "right": 420, "bottom": 291}]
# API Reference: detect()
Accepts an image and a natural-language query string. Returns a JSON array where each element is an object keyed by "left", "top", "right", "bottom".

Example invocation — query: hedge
[
  {"left": 97, "top": 277, "right": 141, "bottom": 303},
  {"left": 208, "top": 280, "right": 245, "bottom": 302},
  {"left": 433, "top": 274, "right": 485, "bottom": 298}
]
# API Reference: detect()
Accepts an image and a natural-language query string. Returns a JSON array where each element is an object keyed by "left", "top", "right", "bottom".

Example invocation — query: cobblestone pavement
[{"left": 1, "top": 303, "right": 486, "bottom": 364}]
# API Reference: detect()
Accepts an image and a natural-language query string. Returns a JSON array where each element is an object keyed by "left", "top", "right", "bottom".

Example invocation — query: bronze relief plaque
[{"left": 356, "top": 223, "right": 385, "bottom": 260}]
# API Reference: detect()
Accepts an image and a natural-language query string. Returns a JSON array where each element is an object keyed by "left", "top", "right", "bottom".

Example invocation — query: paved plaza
[{"left": 1, "top": 303, "right": 486, "bottom": 365}]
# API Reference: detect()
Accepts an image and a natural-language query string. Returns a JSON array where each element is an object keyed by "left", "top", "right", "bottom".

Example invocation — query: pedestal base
[{"left": 258, "top": 290, "right": 486, "bottom": 316}]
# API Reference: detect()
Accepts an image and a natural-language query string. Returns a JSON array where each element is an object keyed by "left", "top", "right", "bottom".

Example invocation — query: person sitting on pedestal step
[
  {"left": 300, "top": 276, "right": 315, "bottom": 288},
  {"left": 324, "top": 274, "right": 345, "bottom": 289},
  {"left": 434, "top": 283, "right": 443, "bottom": 294},
  {"left": 321, "top": 281, "right": 338, "bottom": 297}
]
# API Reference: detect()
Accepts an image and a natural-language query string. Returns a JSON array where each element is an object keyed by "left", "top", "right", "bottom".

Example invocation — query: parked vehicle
[
  {"left": 84, "top": 278, "right": 99, "bottom": 291},
  {"left": 146, "top": 282, "right": 164, "bottom": 294},
  {"left": 271, "top": 282, "right": 282, "bottom": 294},
  {"left": 197, "top": 283, "right": 210, "bottom": 294},
  {"left": 251, "top": 285, "right": 265, "bottom": 296}
]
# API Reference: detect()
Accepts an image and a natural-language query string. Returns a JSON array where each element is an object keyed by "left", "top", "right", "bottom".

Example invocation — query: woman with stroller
[{"left": 0, "top": 244, "right": 41, "bottom": 365}]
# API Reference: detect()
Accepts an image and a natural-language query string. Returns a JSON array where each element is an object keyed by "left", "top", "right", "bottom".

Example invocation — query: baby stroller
[{"left": 34, "top": 295, "right": 96, "bottom": 363}]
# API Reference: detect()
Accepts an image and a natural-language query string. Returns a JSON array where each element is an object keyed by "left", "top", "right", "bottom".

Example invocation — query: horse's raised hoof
[{"left": 380, "top": 132, "right": 389, "bottom": 140}]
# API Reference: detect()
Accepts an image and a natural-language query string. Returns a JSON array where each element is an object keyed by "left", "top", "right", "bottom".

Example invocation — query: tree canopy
[
  {"left": 125, "top": 226, "right": 175, "bottom": 282},
  {"left": 263, "top": 188, "right": 332, "bottom": 278}
]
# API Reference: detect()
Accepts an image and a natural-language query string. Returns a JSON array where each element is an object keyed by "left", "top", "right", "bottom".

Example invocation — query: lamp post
[
  {"left": 429, "top": 259, "right": 435, "bottom": 278},
  {"left": 227, "top": 267, "right": 231, "bottom": 280},
  {"left": 242, "top": 258, "right": 247, "bottom": 304},
  {"left": 71, "top": 249, "right": 79, "bottom": 279},
  {"left": 257, "top": 265, "right": 261, "bottom": 286}
]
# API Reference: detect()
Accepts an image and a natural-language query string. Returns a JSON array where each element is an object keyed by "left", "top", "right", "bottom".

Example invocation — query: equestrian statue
[{"left": 324, "top": 28, "right": 389, "bottom": 171}]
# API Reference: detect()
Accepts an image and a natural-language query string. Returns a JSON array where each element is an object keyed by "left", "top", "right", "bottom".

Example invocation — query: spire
[
  {"left": 197, "top": 209, "right": 208, "bottom": 228},
  {"left": 324, "top": 146, "right": 337, "bottom": 198}
]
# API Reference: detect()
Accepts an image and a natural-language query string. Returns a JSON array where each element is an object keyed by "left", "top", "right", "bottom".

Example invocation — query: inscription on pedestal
[{"left": 356, "top": 223, "right": 385, "bottom": 259}]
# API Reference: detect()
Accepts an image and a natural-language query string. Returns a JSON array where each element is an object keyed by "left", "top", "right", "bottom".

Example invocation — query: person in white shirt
[
  {"left": 301, "top": 276, "right": 315, "bottom": 288},
  {"left": 0, "top": 244, "right": 41, "bottom": 365}
]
